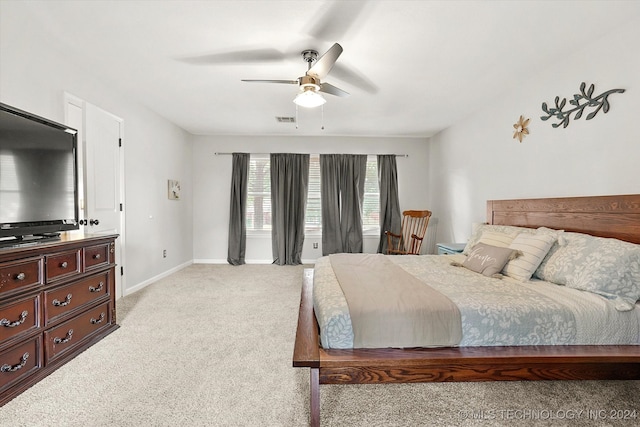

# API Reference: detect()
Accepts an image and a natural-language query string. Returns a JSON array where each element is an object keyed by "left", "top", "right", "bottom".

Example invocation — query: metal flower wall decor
[
  {"left": 540, "top": 82, "right": 625, "bottom": 128},
  {"left": 512, "top": 115, "right": 530, "bottom": 143}
]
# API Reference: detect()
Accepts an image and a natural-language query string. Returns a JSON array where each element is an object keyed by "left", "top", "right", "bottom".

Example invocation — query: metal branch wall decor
[{"left": 540, "top": 82, "right": 625, "bottom": 128}]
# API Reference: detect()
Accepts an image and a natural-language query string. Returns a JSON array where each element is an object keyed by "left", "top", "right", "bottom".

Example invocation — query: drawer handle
[
  {"left": 53, "top": 329, "right": 74, "bottom": 345},
  {"left": 93, "top": 254, "right": 101, "bottom": 260},
  {"left": 1, "top": 352, "right": 29, "bottom": 373},
  {"left": 1, "top": 310, "right": 28, "bottom": 328},
  {"left": 15, "top": 272, "right": 26, "bottom": 281},
  {"left": 89, "top": 282, "right": 104, "bottom": 293},
  {"left": 90, "top": 312, "right": 105, "bottom": 325},
  {"left": 60, "top": 261, "right": 68, "bottom": 269},
  {"left": 52, "top": 294, "right": 73, "bottom": 307}
]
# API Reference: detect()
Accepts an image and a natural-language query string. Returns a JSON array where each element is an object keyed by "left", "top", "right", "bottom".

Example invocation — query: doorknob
[{"left": 89, "top": 219, "right": 100, "bottom": 226}]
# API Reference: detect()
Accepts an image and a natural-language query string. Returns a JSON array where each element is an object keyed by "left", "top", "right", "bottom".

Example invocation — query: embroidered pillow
[
  {"left": 463, "top": 243, "right": 519, "bottom": 277},
  {"left": 503, "top": 232, "right": 556, "bottom": 281}
]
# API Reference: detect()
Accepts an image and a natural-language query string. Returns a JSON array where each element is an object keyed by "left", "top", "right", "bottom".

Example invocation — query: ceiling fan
[
  {"left": 241, "top": 43, "right": 349, "bottom": 108},
  {"left": 177, "top": 2, "right": 377, "bottom": 102}
]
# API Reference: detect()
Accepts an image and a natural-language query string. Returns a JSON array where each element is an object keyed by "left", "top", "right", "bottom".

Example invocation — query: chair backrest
[{"left": 400, "top": 210, "right": 432, "bottom": 254}]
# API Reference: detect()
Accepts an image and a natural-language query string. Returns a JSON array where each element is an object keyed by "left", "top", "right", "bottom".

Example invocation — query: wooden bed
[{"left": 292, "top": 194, "right": 640, "bottom": 426}]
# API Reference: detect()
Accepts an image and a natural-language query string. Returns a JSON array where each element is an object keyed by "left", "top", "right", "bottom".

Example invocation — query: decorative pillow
[
  {"left": 503, "top": 232, "right": 556, "bottom": 281},
  {"left": 477, "top": 230, "right": 516, "bottom": 248},
  {"left": 536, "top": 227, "right": 566, "bottom": 246},
  {"left": 462, "top": 243, "right": 519, "bottom": 277},
  {"left": 535, "top": 232, "right": 640, "bottom": 311},
  {"left": 463, "top": 223, "right": 533, "bottom": 255},
  {"left": 535, "top": 232, "right": 589, "bottom": 283}
]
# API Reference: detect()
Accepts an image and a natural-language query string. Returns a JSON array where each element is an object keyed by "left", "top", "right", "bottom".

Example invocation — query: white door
[
  {"left": 85, "top": 104, "right": 121, "bottom": 234},
  {"left": 65, "top": 96, "right": 125, "bottom": 299}
]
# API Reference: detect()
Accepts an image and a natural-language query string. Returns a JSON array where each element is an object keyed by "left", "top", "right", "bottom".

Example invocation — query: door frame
[{"left": 64, "top": 92, "right": 126, "bottom": 300}]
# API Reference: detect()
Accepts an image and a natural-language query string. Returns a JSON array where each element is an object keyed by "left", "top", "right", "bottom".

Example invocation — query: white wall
[
  {"left": 0, "top": 3, "right": 194, "bottom": 293},
  {"left": 191, "top": 135, "right": 430, "bottom": 263},
  {"left": 6, "top": 2, "right": 635, "bottom": 276},
  {"left": 428, "top": 19, "right": 640, "bottom": 246}
]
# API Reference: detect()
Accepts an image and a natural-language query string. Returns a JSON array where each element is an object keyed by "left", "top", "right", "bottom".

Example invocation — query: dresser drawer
[
  {"left": 84, "top": 244, "right": 111, "bottom": 271},
  {"left": 44, "top": 272, "right": 110, "bottom": 325},
  {"left": 45, "top": 302, "right": 111, "bottom": 363},
  {"left": 0, "top": 335, "right": 43, "bottom": 394},
  {"left": 0, "top": 257, "right": 43, "bottom": 298},
  {"left": 45, "top": 250, "right": 81, "bottom": 282},
  {"left": 1, "top": 294, "right": 41, "bottom": 347}
]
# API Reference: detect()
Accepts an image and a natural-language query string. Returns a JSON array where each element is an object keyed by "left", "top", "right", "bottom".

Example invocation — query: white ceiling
[{"left": 20, "top": 0, "right": 640, "bottom": 137}]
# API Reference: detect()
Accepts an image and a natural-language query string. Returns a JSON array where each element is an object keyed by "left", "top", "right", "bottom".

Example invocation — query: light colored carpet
[{"left": 1, "top": 264, "right": 638, "bottom": 426}]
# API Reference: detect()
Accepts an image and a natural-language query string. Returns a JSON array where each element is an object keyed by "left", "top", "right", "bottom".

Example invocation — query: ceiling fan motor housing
[{"left": 299, "top": 75, "right": 321, "bottom": 91}]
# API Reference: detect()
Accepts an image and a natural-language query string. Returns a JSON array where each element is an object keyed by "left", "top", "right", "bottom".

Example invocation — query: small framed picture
[{"left": 168, "top": 179, "right": 181, "bottom": 200}]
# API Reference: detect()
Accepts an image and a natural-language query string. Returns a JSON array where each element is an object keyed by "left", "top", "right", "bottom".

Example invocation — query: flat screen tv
[{"left": 0, "top": 102, "right": 79, "bottom": 246}]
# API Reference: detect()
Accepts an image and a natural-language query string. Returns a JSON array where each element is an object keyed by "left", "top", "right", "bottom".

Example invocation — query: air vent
[{"left": 275, "top": 116, "right": 296, "bottom": 123}]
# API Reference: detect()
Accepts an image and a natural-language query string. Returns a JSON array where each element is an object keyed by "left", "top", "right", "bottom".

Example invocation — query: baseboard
[
  {"left": 124, "top": 260, "right": 193, "bottom": 296},
  {"left": 195, "top": 258, "right": 317, "bottom": 265},
  {"left": 194, "top": 259, "right": 273, "bottom": 264},
  {"left": 193, "top": 258, "right": 228, "bottom": 264}
]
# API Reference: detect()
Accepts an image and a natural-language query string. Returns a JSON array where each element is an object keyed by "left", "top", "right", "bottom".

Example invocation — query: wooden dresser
[{"left": 0, "top": 234, "right": 118, "bottom": 406}]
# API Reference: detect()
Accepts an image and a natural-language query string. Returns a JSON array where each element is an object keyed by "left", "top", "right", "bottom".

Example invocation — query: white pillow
[
  {"left": 503, "top": 233, "right": 556, "bottom": 281},
  {"left": 478, "top": 230, "right": 516, "bottom": 248},
  {"left": 463, "top": 224, "right": 532, "bottom": 255}
]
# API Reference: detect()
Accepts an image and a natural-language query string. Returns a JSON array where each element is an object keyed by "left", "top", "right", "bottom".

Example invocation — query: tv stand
[{"left": 0, "top": 234, "right": 119, "bottom": 406}]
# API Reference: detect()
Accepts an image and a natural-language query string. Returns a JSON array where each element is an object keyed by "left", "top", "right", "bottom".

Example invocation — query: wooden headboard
[{"left": 487, "top": 194, "right": 640, "bottom": 244}]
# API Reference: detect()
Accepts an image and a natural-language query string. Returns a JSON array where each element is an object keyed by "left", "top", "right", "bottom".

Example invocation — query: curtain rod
[{"left": 214, "top": 152, "right": 408, "bottom": 157}]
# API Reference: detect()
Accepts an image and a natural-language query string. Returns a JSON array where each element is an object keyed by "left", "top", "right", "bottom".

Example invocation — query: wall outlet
[
  {"left": 163, "top": 249, "right": 167, "bottom": 258},
  {"left": 313, "top": 242, "right": 318, "bottom": 249}
]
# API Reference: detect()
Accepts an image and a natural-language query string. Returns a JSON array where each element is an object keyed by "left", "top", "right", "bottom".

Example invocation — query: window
[
  {"left": 304, "top": 154, "right": 380, "bottom": 235},
  {"left": 305, "top": 155, "right": 322, "bottom": 233},
  {"left": 246, "top": 155, "right": 271, "bottom": 232},
  {"left": 362, "top": 155, "right": 380, "bottom": 234},
  {"left": 246, "top": 154, "right": 380, "bottom": 235}
]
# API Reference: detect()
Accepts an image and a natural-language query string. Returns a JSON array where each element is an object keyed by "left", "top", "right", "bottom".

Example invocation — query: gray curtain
[
  {"left": 227, "top": 153, "right": 249, "bottom": 265},
  {"left": 320, "top": 154, "right": 367, "bottom": 255},
  {"left": 377, "top": 155, "right": 402, "bottom": 253},
  {"left": 270, "top": 153, "right": 309, "bottom": 265}
]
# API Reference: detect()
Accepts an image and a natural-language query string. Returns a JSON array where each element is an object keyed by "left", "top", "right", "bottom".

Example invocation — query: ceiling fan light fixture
[{"left": 293, "top": 84, "right": 326, "bottom": 108}]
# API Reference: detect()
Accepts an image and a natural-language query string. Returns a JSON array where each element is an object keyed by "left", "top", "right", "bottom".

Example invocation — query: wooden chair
[{"left": 385, "top": 210, "right": 432, "bottom": 255}]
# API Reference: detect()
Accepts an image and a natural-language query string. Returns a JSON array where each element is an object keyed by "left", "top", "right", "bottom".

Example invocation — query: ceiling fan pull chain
[
  {"left": 295, "top": 104, "right": 299, "bottom": 129},
  {"left": 321, "top": 104, "right": 325, "bottom": 130}
]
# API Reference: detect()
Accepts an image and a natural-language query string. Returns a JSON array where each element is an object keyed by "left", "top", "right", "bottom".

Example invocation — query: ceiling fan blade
[
  {"left": 241, "top": 79, "right": 299, "bottom": 84},
  {"left": 178, "top": 48, "right": 285, "bottom": 65},
  {"left": 329, "top": 63, "right": 378, "bottom": 94},
  {"left": 307, "top": 43, "right": 342, "bottom": 79},
  {"left": 308, "top": 1, "right": 369, "bottom": 41},
  {"left": 319, "top": 82, "right": 349, "bottom": 98}
]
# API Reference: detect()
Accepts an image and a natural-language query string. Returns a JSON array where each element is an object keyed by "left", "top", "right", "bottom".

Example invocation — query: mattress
[{"left": 313, "top": 254, "right": 640, "bottom": 349}]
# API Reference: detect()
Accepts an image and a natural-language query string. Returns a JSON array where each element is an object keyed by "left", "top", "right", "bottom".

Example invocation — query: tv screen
[{"left": 0, "top": 102, "right": 79, "bottom": 242}]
